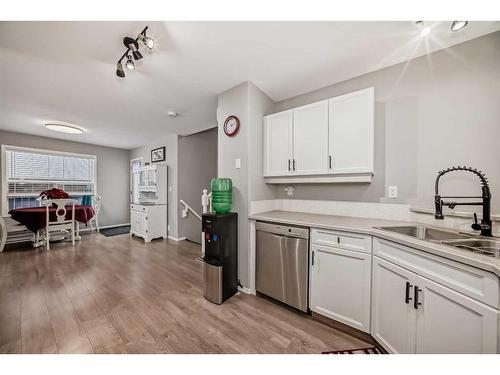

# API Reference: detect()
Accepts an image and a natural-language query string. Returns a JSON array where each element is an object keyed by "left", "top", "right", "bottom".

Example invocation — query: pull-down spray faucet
[{"left": 434, "top": 166, "right": 492, "bottom": 237}]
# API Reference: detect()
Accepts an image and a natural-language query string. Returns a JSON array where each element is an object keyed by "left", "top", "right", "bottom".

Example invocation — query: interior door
[
  {"left": 329, "top": 87, "right": 374, "bottom": 174},
  {"left": 263, "top": 110, "right": 293, "bottom": 176},
  {"left": 310, "top": 245, "right": 372, "bottom": 333},
  {"left": 292, "top": 100, "right": 329, "bottom": 175},
  {"left": 415, "top": 275, "right": 499, "bottom": 354},
  {"left": 371, "top": 256, "right": 417, "bottom": 354}
]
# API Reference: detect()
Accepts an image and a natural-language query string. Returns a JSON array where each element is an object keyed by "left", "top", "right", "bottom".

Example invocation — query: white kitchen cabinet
[
  {"left": 262, "top": 87, "right": 374, "bottom": 183},
  {"left": 292, "top": 100, "right": 329, "bottom": 175},
  {"left": 415, "top": 275, "right": 499, "bottom": 354},
  {"left": 329, "top": 87, "right": 374, "bottom": 174},
  {"left": 310, "top": 244, "right": 372, "bottom": 333},
  {"left": 372, "top": 253, "right": 499, "bottom": 354},
  {"left": 263, "top": 110, "right": 293, "bottom": 176},
  {"left": 371, "top": 256, "right": 417, "bottom": 354}
]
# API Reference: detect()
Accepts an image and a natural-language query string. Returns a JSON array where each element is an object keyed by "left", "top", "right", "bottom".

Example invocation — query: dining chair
[
  {"left": 43, "top": 198, "right": 78, "bottom": 250},
  {"left": 89, "top": 195, "right": 101, "bottom": 232},
  {"left": 0, "top": 216, "right": 6, "bottom": 252}
]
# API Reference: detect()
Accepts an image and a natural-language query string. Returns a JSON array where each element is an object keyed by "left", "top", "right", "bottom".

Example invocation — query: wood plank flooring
[{"left": 0, "top": 233, "right": 369, "bottom": 353}]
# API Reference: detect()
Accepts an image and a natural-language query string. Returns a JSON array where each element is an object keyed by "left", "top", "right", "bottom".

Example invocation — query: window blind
[{"left": 6, "top": 150, "right": 94, "bottom": 182}]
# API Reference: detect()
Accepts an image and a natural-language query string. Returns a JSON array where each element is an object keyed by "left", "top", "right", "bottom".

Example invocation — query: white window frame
[{"left": 1, "top": 144, "right": 98, "bottom": 216}]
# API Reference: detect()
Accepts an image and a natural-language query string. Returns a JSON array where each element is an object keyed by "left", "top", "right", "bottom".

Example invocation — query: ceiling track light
[
  {"left": 451, "top": 21, "right": 468, "bottom": 32},
  {"left": 115, "top": 26, "right": 155, "bottom": 78},
  {"left": 415, "top": 21, "right": 431, "bottom": 37}
]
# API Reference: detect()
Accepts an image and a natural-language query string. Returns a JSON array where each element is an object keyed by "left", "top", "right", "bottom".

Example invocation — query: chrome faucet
[{"left": 434, "top": 166, "right": 492, "bottom": 237}]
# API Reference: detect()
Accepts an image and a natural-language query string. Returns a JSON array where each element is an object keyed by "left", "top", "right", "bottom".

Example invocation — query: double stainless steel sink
[{"left": 378, "top": 225, "right": 500, "bottom": 258}]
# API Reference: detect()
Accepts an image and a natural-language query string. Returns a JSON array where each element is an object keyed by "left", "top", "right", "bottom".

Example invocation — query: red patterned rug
[{"left": 322, "top": 346, "right": 382, "bottom": 354}]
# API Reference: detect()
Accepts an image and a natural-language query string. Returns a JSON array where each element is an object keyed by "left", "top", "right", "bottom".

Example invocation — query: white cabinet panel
[
  {"left": 310, "top": 245, "right": 372, "bottom": 333},
  {"left": 263, "top": 110, "right": 293, "bottom": 176},
  {"left": 371, "top": 256, "right": 417, "bottom": 354},
  {"left": 329, "top": 87, "right": 374, "bottom": 174},
  {"left": 292, "top": 101, "right": 329, "bottom": 175},
  {"left": 415, "top": 276, "right": 499, "bottom": 354},
  {"left": 311, "top": 228, "right": 372, "bottom": 254}
]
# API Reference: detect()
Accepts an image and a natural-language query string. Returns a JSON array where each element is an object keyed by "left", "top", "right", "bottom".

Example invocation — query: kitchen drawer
[
  {"left": 311, "top": 228, "right": 372, "bottom": 254},
  {"left": 131, "top": 204, "right": 147, "bottom": 212},
  {"left": 373, "top": 237, "right": 499, "bottom": 309}
]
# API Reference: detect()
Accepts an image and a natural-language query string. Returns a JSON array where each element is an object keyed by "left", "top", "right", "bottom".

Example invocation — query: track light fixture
[
  {"left": 125, "top": 53, "right": 135, "bottom": 70},
  {"left": 451, "top": 21, "right": 468, "bottom": 32},
  {"left": 115, "top": 26, "right": 155, "bottom": 78}
]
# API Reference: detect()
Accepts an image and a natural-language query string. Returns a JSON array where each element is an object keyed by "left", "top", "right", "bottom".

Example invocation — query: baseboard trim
[
  {"left": 99, "top": 223, "right": 131, "bottom": 230},
  {"left": 168, "top": 236, "right": 186, "bottom": 242},
  {"left": 238, "top": 286, "right": 256, "bottom": 295}
]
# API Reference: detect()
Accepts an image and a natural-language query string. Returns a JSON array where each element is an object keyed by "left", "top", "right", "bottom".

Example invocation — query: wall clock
[
  {"left": 224, "top": 115, "right": 240, "bottom": 137},
  {"left": 151, "top": 146, "right": 166, "bottom": 163}
]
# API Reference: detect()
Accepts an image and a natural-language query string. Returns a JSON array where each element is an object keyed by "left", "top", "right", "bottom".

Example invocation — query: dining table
[{"left": 8, "top": 205, "right": 95, "bottom": 247}]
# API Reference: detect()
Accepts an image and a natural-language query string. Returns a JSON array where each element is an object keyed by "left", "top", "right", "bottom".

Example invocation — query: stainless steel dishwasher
[{"left": 255, "top": 221, "right": 309, "bottom": 312}]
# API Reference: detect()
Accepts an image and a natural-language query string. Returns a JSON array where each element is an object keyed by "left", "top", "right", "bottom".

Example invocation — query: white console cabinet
[{"left": 130, "top": 204, "right": 167, "bottom": 242}]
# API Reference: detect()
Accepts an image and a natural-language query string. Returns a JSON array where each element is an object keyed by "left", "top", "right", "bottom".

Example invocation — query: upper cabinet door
[
  {"left": 263, "top": 110, "right": 293, "bottom": 176},
  {"left": 329, "top": 87, "right": 374, "bottom": 174},
  {"left": 292, "top": 100, "right": 329, "bottom": 175},
  {"left": 415, "top": 275, "right": 499, "bottom": 354}
]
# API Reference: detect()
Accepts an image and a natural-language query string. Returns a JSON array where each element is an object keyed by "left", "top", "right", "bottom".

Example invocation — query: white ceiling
[{"left": 1, "top": 21, "right": 499, "bottom": 149}]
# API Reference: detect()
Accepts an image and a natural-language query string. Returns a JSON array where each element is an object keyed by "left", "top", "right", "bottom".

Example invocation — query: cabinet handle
[
  {"left": 337, "top": 237, "right": 340, "bottom": 245},
  {"left": 311, "top": 251, "right": 315, "bottom": 266},
  {"left": 293, "top": 159, "right": 296, "bottom": 171},
  {"left": 405, "top": 281, "right": 413, "bottom": 304},
  {"left": 288, "top": 159, "right": 291, "bottom": 171},
  {"left": 414, "top": 286, "right": 422, "bottom": 309},
  {"left": 329, "top": 155, "right": 332, "bottom": 169}
]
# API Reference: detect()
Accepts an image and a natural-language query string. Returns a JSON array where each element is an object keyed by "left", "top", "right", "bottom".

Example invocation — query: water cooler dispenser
[{"left": 202, "top": 212, "right": 238, "bottom": 304}]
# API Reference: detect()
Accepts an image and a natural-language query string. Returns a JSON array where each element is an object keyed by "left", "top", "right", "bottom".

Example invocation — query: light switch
[
  {"left": 168, "top": 186, "right": 173, "bottom": 192},
  {"left": 388, "top": 186, "right": 398, "bottom": 198},
  {"left": 235, "top": 158, "right": 241, "bottom": 169}
]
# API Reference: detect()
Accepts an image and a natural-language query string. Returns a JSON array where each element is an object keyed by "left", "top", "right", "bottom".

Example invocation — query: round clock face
[{"left": 224, "top": 115, "right": 240, "bottom": 137}]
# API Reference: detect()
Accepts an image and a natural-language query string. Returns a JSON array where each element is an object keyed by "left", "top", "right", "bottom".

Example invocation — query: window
[{"left": 1, "top": 145, "right": 97, "bottom": 215}]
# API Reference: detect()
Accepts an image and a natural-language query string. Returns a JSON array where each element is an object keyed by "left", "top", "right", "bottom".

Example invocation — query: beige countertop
[{"left": 249, "top": 210, "right": 500, "bottom": 278}]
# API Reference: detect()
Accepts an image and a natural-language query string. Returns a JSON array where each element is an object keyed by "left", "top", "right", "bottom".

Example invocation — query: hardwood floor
[{"left": 0, "top": 233, "right": 369, "bottom": 354}]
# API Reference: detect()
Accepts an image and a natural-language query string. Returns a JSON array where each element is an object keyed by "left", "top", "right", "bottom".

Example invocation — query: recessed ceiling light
[
  {"left": 451, "top": 21, "right": 468, "bottom": 32},
  {"left": 45, "top": 122, "right": 84, "bottom": 134}
]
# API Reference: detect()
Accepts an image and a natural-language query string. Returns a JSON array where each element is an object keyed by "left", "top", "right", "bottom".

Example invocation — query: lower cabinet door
[
  {"left": 415, "top": 275, "right": 499, "bottom": 354},
  {"left": 371, "top": 256, "right": 417, "bottom": 353},
  {"left": 310, "top": 245, "right": 371, "bottom": 332},
  {"left": 137, "top": 213, "right": 148, "bottom": 234}
]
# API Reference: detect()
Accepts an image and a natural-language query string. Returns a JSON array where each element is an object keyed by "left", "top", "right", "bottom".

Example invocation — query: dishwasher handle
[{"left": 255, "top": 221, "right": 309, "bottom": 239}]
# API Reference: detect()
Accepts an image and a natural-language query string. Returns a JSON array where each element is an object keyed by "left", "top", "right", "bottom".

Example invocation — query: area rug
[
  {"left": 99, "top": 225, "right": 131, "bottom": 237},
  {"left": 322, "top": 346, "right": 382, "bottom": 354}
]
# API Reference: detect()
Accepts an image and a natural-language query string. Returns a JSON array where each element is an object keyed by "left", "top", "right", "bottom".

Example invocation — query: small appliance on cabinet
[
  {"left": 130, "top": 164, "right": 168, "bottom": 242},
  {"left": 202, "top": 212, "right": 238, "bottom": 304}
]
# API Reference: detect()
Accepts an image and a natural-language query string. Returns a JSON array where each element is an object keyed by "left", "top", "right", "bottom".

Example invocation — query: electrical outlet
[
  {"left": 388, "top": 186, "right": 398, "bottom": 199},
  {"left": 167, "top": 225, "right": 171, "bottom": 232},
  {"left": 235, "top": 158, "right": 241, "bottom": 169}
]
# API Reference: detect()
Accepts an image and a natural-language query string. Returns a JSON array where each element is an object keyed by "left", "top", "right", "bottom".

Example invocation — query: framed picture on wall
[{"left": 151, "top": 146, "right": 166, "bottom": 163}]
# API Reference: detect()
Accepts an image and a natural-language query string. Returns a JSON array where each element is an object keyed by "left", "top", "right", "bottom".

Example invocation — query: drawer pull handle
[{"left": 405, "top": 281, "right": 413, "bottom": 304}]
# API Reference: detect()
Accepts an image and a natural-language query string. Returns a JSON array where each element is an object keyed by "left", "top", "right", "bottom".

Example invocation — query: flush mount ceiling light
[
  {"left": 451, "top": 21, "right": 468, "bottom": 32},
  {"left": 45, "top": 122, "right": 84, "bottom": 134},
  {"left": 115, "top": 26, "right": 155, "bottom": 78},
  {"left": 416, "top": 21, "right": 431, "bottom": 37}
]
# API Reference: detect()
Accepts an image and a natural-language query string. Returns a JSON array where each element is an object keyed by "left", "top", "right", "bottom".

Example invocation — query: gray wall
[
  {"left": 217, "top": 81, "right": 274, "bottom": 288},
  {"left": 0, "top": 129, "right": 130, "bottom": 227},
  {"left": 178, "top": 127, "right": 218, "bottom": 243},
  {"left": 130, "top": 134, "right": 179, "bottom": 239},
  {"left": 273, "top": 31, "right": 500, "bottom": 213}
]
